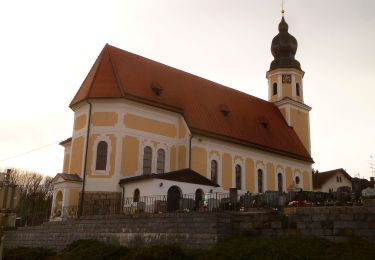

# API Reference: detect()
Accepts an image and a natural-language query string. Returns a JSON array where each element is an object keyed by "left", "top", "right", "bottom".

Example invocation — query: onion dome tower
[
  {"left": 266, "top": 11, "right": 312, "bottom": 154},
  {"left": 270, "top": 17, "right": 301, "bottom": 71}
]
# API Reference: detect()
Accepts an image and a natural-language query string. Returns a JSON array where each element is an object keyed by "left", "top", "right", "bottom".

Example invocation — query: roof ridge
[
  {"left": 69, "top": 45, "right": 106, "bottom": 107},
  {"left": 87, "top": 44, "right": 109, "bottom": 97},
  {"left": 106, "top": 44, "right": 126, "bottom": 97}
]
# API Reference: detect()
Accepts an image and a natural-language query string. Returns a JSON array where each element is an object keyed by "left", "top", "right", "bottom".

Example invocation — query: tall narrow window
[
  {"left": 295, "top": 176, "right": 300, "bottom": 185},
  {"left": 143, "top": 146, "right": 152, "bottom": 175},
  {"left": 157, "top": 149, "right": 165, "bottom": 174},
  {"left": 95, "top": 141, "right": 108, "bottom": 170},
  {"left": 296, "top": 83, "right": 300, "bottom": 96},
  {"left": 211, "top": 160, "right": 218, "bottom": 184},
  {"left": 273, "top": 83, "right": 278, "bottom": 96},
  {"left": 277, "top": 173, "right": 283, "bottom": 192},
  {"left": 235, "top": 165, "right": 242, "bottom": 190},
  {"left": 133, "top": 189, "right": 140, "bottom": 202},
  {"left": 258, "top": 169, "right": 263, "bottom": 193}
]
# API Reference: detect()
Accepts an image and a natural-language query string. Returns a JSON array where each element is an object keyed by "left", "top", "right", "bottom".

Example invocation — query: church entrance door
[
  {"left": 167, "top": 186, "right": 181, "bottom": 212},
  {"left": 195, "top": 189, "right": 204, "bottom": 210}
]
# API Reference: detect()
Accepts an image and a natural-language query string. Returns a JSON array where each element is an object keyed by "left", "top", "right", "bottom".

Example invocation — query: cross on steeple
[{"left": 281, "top": 0, "right": 285, "bottom": 17}]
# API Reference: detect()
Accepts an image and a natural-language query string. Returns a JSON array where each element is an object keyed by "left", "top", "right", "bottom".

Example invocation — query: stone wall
[
  {"left": 233, "top": 206, "right": 375, "bottom": 243},
  {"left": 4, "top": 206, "right": 375, "bottom": 250},
  {"left": 4, "top": 213, "right": 232, "bottom": 250}
]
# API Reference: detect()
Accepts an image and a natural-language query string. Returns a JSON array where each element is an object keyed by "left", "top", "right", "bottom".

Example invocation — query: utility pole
[{"left": 370, "top": 155, "right": 375, "bottom": 178}]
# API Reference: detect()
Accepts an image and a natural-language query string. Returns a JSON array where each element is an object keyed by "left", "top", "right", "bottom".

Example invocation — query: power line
[{"left": 0, "top": 140, "right": 61, "bottom": 163}]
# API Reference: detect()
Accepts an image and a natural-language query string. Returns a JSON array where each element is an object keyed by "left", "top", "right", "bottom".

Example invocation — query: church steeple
[
  {"left": 270, "top": 17, "right": 301, "bottom": 71},
  {"left": 266, "top": 13, "right": 312, "bottom": 154}
]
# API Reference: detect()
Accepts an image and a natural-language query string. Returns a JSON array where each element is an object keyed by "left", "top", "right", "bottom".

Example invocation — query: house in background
[
  {"left": 352, "top": 177, "right": 375, "bottom": 200},
  {"left": 313, "top": 168, "right": 352, "bottom": 193},
  {"left": 51, "top": 15, "right": 314, "bottom": 218}
]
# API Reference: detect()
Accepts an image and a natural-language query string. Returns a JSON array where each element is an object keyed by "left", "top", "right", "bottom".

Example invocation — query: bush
[
  {"left": 57, "top": 239, "right": 129, "bottom": 260},
  {"left": 5, "top": 236, "right": 374, "bottom": 259},
  {"left": 123, "top": 244, "right": 192, "bottom": 260},
  {"left": 4, "top": 246, "right": 56, "bottom": 260},
  {"left": 197, "top": 236, "right": 374, "bottom": 260}
]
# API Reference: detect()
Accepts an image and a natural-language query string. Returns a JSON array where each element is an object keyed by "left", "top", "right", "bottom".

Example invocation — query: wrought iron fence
[
  {"left": 55, "top": 190, "right": 354, "bottom": 218},
  {"left": 15, "top": 209, "right": 51, "bottom": 227}
]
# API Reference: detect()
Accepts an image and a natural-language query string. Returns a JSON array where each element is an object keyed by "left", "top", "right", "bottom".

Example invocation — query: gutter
[
  {"left": 188, "top": 133, "right": 193, "bottom": 169},
  {"left": 79, "top": 100, "right": 92, "bottom": 217}
]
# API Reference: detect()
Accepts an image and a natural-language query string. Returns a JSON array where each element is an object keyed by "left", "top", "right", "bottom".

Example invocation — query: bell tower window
[
  {"left": 272, "top": 83, "right": 278, "bottom": 96},
  {"left": 296, "top": 83, "right": 300, "bottom": 96}
]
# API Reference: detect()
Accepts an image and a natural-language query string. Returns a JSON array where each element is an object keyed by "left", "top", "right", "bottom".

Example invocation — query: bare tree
[{"left": 2, "top": 168, "right": 53, "bottom": 225}]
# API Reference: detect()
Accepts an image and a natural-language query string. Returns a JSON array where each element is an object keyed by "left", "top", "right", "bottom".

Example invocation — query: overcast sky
[{"left": 0, "top": 0, "right": 374, "bottom": 180}]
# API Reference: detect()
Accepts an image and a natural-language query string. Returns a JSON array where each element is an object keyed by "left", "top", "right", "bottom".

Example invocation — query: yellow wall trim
[
  {"left": 191, "top": 147, "right": 208, "bottom": 176},
  {"left": 124, "top": 114, "right": 177, "bottom": 138},
  {"left": 178, "top": 145, "right": 186, "bottom": 169},
  {"left": 70, "top": 136, "right": 84, "bottom": 175},
  {"left": 178, "top": 118, "right": 188, "bottom": 139},
  {"left": 267, "top": 163, "right": 275, "bottom": 191},
  {"left": 222, "top": 153, "right": 232, "bottom": 190},
  {"left": 121, "top": 136, "right": 139, "bottom": 176},
  {"left": 63, "top": 153, "right": 71, "bottom": 173},
  {"left": 170, "top": 146, "right": 177, "bottom": 171},
  {"left": 92, "top": 112, "right": 118, "bottom": 126},
  {"left": 290, "top": 108, "right": 310, "bottom": 151},
  {"left": 74, "top": 114, "right": 87, "bottom": 131},
  {"left": 245, "top": 159, "right": 255, "bottom": 192}
]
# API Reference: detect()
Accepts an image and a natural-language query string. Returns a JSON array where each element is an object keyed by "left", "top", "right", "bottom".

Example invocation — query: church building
[{"left": 51, "top": 15, "right": 313, "bottom": 217}]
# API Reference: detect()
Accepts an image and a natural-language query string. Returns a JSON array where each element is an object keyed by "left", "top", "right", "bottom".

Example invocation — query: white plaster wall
[
  {"left": 122, "top": 179, "right": 217, "bottom": 198},
  {"left": 320, "top": 173, "right": 352, "bottom": 193}
]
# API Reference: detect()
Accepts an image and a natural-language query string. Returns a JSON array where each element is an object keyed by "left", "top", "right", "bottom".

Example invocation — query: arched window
[
  {"left": 157, "top": 149, "right": 165, "bottom": 174},
  {"left": 277, "top": 173, "right": 283, "bottom": 192},
  {"left": 258, "top": 169, "right": 263, "bottom": 193},
  {"left": 133, "top": 189, "right": 140, "bottom": 202},
  {"left": 295, "top": 176, "right": 300, "bottom": 185},
  {"left": 211, "top": 160, "right": 218, "bottom": 184},
  {"left": 54, "top": 191, "right": 63, "bottom": 217},
  {"left": 143, "top": 146, "right": 152, "bottom": 175},
  {"left": 235, "top": 165, "right": 242, "bottom": 190},
  {"left": 95, "top": 141, "right": 108, "bottom": 170},
  {"left": 273, "top": 83, "right": 278, "bottom": 96},
  {"left": 296, "top": 83, "right": 300, "bottom": 96}
]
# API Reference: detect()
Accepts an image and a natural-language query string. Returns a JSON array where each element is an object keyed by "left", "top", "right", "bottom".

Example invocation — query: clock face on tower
[{"left": 282, "top": 74, "right": 292, "bottom": 83}]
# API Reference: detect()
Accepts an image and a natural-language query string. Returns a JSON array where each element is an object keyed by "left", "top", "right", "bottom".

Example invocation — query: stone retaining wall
[
  {"left": 233, "top": 206, "right": 375, "bottom": 243},
  {"left": 4, "top": 206, "right": 375, "bottom": 250},
  {"left": 4, "top": 213, "right": 232, "bottom": 250}
]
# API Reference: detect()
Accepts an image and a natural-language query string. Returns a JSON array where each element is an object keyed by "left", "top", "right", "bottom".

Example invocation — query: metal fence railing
[{"left": 53, "top": 190, "right": 355, "bottom": 219}]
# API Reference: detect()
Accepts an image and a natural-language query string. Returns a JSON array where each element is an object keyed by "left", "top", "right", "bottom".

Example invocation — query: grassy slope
[{"left": 4, "top": 236, "right": 374, "bottom": 260}]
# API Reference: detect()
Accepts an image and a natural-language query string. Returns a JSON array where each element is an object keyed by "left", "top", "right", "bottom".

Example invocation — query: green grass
[{"left": 4, "top": 236, "right": 374, "bottom": 260}]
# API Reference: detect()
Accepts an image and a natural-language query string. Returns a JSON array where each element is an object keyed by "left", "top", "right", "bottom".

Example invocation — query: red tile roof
[
  {"left": 71, "top": 44, "right": 313, "bottom": 162},
  {"left": 313, "top": 168, "right": 352, "bottom": 189}
]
